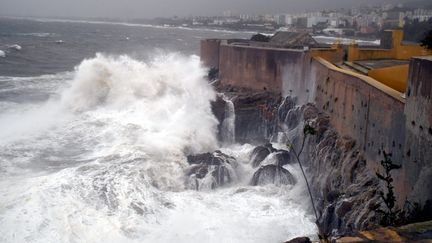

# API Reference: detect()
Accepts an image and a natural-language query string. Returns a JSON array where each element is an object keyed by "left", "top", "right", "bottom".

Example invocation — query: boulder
[
  {"left": 250, "top": 164, "right": 296, "bottom": 186},
  {"left": 231, "top": 91, "right": 281, "bottom": 143},
  {"left": 186, "top": 151, "right": 236, "bottom": 190},
  {"left": 211, "top": 95, "right": 227, "bottom": 141},
  {"left": 274, "top": 149, "right": 294, "bottom": 166},
  {"left": 250, "top": 143, "right": 276, "bottom": 168},
  {"left": 284, "top": 237, "right": 312, "bottom": 243}
]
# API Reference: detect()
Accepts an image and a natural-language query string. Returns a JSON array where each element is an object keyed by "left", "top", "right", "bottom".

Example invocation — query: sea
[{"left": 0, "top": 17, "right": 317, "bottom": 243}]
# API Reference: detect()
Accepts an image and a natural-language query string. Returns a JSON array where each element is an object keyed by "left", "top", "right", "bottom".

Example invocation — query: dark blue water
[{"left": 0, "top": 17, "right": 250, "bottom": 76}]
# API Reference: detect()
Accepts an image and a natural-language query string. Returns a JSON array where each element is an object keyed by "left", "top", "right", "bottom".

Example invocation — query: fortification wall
[
  {"left": 200, "top": 39, "right": 221, "bottom": 69},
  {"left": 218, "top": 42, "right": 307, "bottom": 94},
  {"left": 200, "top": 39, "right": 432, "bottom": 206},
  {"left": 404, "top": 57, "right": 432, "bottom": 204},
  {"left": 312, "top": 57, "right": 408, "bottom": 202}
]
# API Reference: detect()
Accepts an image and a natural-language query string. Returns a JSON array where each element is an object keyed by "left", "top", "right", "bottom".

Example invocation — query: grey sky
[{"left": 0, "top": 0, "right": 402, "bottom": 18}]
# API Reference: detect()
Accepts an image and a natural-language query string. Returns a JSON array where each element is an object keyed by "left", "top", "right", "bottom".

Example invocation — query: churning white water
[
  {"left": 0, "top": 53, "right": 316, "bottom": 243},
  {"left": 221, "top": 95, "right": 236, "bottom": 145}
]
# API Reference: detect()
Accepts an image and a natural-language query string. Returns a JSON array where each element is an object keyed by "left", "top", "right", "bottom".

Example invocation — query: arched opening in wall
[{"left": 429, "top": 127, "right": 432, "bottom": 136}]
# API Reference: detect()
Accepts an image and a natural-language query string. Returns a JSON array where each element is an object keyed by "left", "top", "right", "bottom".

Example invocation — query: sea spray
[
  {"left": 0, "top": 53, "right": 316, "bottom": 243},
  {"left": 220, "top": 95, "right": 236, "bottom": 144}
]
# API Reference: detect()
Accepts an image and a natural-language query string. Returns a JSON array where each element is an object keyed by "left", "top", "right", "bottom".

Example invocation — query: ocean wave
[
  {"left": 0, "top": 53, "right": 316, "bottom": 243},
  {"left": 9, "top": 44, "right": 22, "bottom": 51},
  {"left": 16, "top": 32, "right": 55, "bottom": 38},
  {"left": 0, "top": 50, "right": 5, "bottom": 57}
]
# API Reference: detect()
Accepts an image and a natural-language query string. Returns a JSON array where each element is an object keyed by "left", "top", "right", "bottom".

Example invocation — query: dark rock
[
  {"left": 274, "top": 149, "right": 294, "bottom": 166},
  {"left": 285, "top": 106, "right": 302, "bottom": 130},
  {"left": 336, "top": 199, "right": 354, "bottom": 218},
  {"left": 186, "top": 151, "right": 236, "bottom": 190},
  {"left": 277, "top": 96, "right": 297, "bottom": 122},
  {"left": 250, "top": 164, "right": 296, "bottom": 186},
  {"left": 250, "top": 33, "right": 271, "bottom": 42},
  {"left": 211, "top": 95, "right": 227, "bottom": 141},
  {"left": 250, "top": 143, "right": 276, "bottom": 167},
  {"left": 302, "top": 104, "right": 319, "bottom": 120},
  {"left": 231, "top": 91, "right": 281, "bottom": 143},
  {"left": 325, "top": 190, "right": 341, "bottom": 203},
  {"left": 284, "top": 237, "right": 312, "bottom": 243}
]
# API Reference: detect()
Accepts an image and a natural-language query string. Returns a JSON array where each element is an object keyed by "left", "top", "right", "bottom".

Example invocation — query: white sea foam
[
  {"left": 313, "top": 35, "right": 380, "bottom": 46},
  {"left": 0, "top": 53, "right": 316, "bottom": 243},
  {"left": 9, "top": 44, "right": 22, "bottom": 50},
  {"left": 0, "top": 50, "right": 5, "bottom": 57}
]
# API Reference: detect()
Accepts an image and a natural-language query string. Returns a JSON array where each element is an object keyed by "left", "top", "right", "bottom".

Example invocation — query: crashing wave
[{"left": 9, "top": 44, "right": 22, "bottom": 51}]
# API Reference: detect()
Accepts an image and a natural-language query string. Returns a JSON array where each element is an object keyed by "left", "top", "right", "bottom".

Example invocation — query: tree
[
  {"left": 421, "top": 29, "right": 432, "bottom": 50},
  {"left": 374, "top": 151, "right": 402, "bottom": 226}
]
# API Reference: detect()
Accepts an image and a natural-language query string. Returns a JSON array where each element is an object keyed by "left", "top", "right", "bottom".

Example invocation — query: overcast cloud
[{"left": 0, "top": 0, "right": 405, "bottom": 19}]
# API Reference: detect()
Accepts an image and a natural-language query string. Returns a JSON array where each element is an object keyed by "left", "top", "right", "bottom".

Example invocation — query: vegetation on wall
[
  {"left": 421, "top": 29, "right": 432, "bottom": 50},
  {"left": 403, "top": 18, "right": 432, "bottom": 42},
  {"left": 375, "top": 152, "right": 432, "bottom": 227},
  {"left": 374, "top": 151, "right": 402, "bottom": 226}
]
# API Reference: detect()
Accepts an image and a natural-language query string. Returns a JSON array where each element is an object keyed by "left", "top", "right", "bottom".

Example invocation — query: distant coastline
[{"left": 0, "top": 16, "right": 380, "bottom": 46}]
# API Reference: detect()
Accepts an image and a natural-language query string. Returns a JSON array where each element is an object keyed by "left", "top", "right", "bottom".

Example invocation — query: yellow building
[{"left": 311, "top": 29, "right": 432, "bottom": 93}]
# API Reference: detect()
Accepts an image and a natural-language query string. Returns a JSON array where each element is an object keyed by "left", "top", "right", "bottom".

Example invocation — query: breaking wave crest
[{"left": 0, "top": 53, "right": 316, "bottom": 243}]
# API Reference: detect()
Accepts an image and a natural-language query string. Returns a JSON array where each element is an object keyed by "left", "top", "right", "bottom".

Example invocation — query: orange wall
[
  {"left": 368, "top": 64, "right": 409, "bottom": 93},
  {"left": 347, "top": 30, "right": 432, "bottom": 61},
  {"left": 310, "top": 46, "right": 344, "bottom": 63}
]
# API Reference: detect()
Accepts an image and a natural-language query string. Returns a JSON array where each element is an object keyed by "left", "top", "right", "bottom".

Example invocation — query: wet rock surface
[
  {"left": 249, "top": 143, "right": 295, "bottom": 168},
  {"left": 284, "top": 236, "right": 312, "bottom": 243},
  {"left": 298, "top": 104, "right": 381, "bottom": 236},
  {"left": 186, "top": 151, "right": 236, "bottom": 190},
  {"left": 231, "top": 91, "right": 281, "bottom": 144},
  {"left": 250, "top": 143, "right": 276, "bottom": 168},
  {"left": 211, "top": 95, "right": 227, "bottom": 141},
  {"left": 211, "top": 88, "right": 384, "bottom": 237},
  {"left": 250, "top": 164, "right": 296, "bottom": 186}
]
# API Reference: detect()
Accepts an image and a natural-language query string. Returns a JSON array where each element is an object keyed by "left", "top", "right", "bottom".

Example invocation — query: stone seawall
[
  {"left": 202, "top": 39, "right": 432, "bottom": 233},
  {"left": 404, "top": 57, "right": 432, "bottom": 204},
  {"left": 312, "top": 58, "right": 407, "bottom": 202}
]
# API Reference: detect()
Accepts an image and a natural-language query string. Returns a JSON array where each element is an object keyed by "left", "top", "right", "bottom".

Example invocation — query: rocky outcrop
[
  {"left": 250, "top": 143, "right": 276, "bottom": 167},
  {"left": 211, "top": 90, "right": 382, "bottom": 236},
  {"left": 231, "top": 91, "right": 281, "bottom": 144},
  {"left": 284, "top": 236, "right": 312, "bottom": 243},
  {"left": 250, "top": 164, "right": 296, "bottom": 186},
  {"left": 336, "top": 220, "right": 432, "bottom": 242},
  {"left": 211, "top": 95, "right": 227, "bottom": 142},
  {"left": 293, "top": 104, "right": 381, "bottom": 236},
  {"left": 185, "top": 151, "right": 237, "bottom": 190}
]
